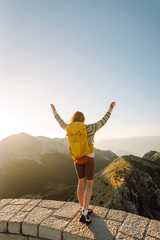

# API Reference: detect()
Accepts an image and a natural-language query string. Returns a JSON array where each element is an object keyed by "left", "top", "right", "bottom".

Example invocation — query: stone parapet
[{"left": 0, "top": 198, "right": 159, "bottom": 240}]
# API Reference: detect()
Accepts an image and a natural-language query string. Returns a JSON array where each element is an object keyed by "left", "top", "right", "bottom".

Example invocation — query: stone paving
[{"left": 0, "top": 198, "right": 159, "bottom": 240}]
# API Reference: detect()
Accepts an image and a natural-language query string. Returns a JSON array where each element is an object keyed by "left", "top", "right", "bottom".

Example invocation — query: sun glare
[{"left": 0, "top": 110, "right": 18, "bottom": 140}]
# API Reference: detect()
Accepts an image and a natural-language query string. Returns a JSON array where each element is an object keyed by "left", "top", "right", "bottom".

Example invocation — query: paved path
[{"left": 0, "top": 198, "right": 159, "bottom": 240}]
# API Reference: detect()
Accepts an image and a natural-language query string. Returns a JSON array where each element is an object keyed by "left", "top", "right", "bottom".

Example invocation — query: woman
[{"left": 50, "top": 101, "right": 116, "bottom": 224}]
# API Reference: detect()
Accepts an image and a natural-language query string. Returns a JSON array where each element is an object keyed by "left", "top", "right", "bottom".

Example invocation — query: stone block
[
  {"left": 63, "top": 211, "right": 121, "bottom": 240},
  {"left": 8, "top": 221, "right": 21, "bottom": 234},
  {"left": 37, "top": 200, "right": 65, "bottom": 209},
  {"left": 0, "top": 199, "right": 12, "bottom": 209},
  {"left": 0, "top": 220, "right": 7, "bottom": 233},
  {"left": 115, "top": 232, "right": 135, "bottom": 239},
  {"left": 28, "top": 237, "right": 40, "bottom": 240},
  {"left": 146, "top": 219, "right": 160, "bottom": 239},
  {"left": 26, "top": 199, "right": 42, "bottom": 207},
  {"left": 92, "top": 206, "right": 109, "bottom": 218},
  {"left": 119, "top": 213, "right": 149, "bottom": 239},
  {"left": 53, "top": 202, "right": 80, "bottom": 220},
  {"left": 21, "top": 205, "right": 36, "bottom": 212},
  {"left": 10, "top": 199, "right": 32, "bottom": 205},
  {"left": 145, "top": 236, "right": 157, "bottom": 240},
  {"left": 0, "top": 233, "right": 27, "bottom": 240},
  {"left": 106, "top": 209, "right": 127, "bottom": 222},
  {"left": 22, "top": 222, "right": 37, "bottom": 237},
  {"left": 0, "top": 204, "right": 24, "bottom": 214},
  {"left": 39, "top": 215, "right": 69, "bottom": 240},
  {"left": 22, "top": 207, "right": 53, "bottom": 236}
]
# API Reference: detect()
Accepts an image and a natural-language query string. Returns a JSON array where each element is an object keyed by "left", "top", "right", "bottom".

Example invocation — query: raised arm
[
  {"left": 95, "top": 103, "right": 114, "bottom": 132},
  {"left": 86, "top": 102, "right": 116, "bottom": 134},
  {"left": 50, "top": 104, "right": 68, "bottom": 130}
]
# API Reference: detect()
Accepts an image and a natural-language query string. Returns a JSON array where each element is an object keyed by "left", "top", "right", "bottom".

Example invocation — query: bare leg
[
  {"left": 77, "top": 178, "right": 85, "bottom": 207},
  {"left": 83, "top": 179, "right": 94, "bottom": 209}
]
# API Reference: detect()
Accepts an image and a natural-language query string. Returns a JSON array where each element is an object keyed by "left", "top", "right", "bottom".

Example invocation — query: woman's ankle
[{"left": 82, "top": 207, "right": 88, "bottom": 216}]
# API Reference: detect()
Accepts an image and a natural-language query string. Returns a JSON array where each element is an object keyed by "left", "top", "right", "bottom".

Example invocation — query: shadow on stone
[{"left": 87, "top": 215, "right": 120, "bottom": 240}]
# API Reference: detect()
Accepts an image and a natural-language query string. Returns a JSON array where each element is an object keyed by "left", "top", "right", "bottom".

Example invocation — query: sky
[{"left": 0, "top": 0, "right": 160, "bottom": 143}]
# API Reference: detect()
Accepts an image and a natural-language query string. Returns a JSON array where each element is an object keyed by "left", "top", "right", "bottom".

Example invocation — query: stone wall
[{"left": 0, "top": 198, "right": 159, "bottom": 240}]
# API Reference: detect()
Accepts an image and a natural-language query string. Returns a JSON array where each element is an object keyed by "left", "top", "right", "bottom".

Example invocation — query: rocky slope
[{"left": 71, "top": 151, "right": 160, "bottom": 221}]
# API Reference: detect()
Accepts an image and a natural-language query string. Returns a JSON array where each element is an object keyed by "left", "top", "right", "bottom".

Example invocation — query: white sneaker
[{"left": 79, "top": 212, "right": 91, "bottom": 224}]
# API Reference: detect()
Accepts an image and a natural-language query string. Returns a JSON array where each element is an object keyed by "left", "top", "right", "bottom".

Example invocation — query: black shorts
[{"left": 74, "top": 157, "right": 95, "bottom": 180}]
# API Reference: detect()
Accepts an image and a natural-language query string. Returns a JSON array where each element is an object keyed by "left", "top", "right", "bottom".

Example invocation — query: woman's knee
[
  {"left": 86, "top": 179, "right": 94, "bottom": 186},
  {"left": 78, "top": 177, "right": 85, "bottom": 186}
]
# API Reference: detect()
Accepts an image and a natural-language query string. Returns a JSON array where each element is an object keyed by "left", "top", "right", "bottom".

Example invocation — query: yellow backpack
[{"left": 63, "top": 122, "right": 94, "bottom": 158}]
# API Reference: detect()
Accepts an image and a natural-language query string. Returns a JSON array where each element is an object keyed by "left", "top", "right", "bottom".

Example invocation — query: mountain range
[
  {"left": 0, "top": 132, "right": 159, "bottom": 220},
  {"left": 95, "top": 136, "right": 160, "bottom": 157}
]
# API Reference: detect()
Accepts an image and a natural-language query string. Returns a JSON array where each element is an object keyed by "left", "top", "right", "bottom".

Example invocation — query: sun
[{"left": 0, "top": 109, "right": 18, "bottom": 140}]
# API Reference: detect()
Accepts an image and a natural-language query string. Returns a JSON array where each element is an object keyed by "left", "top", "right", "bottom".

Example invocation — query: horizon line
[{"left": 0, "top": 131, "right": 160, "bottom": 142}]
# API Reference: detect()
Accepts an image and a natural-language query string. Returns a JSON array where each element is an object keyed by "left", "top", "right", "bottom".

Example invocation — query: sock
[
  {"left": 81, "top": 206, "right": 89, "bottom": 210},
  {"left": 82, "top": 207, "right": 88, "bottom": 216}
]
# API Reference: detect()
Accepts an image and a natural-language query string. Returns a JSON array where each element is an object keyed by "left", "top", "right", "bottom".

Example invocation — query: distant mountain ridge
[
  {"left": 0, "top": 132, "right": 69, "bottom": 164},
  {"left": 95, "top": 136, "right": 160, "bottom": 157}
]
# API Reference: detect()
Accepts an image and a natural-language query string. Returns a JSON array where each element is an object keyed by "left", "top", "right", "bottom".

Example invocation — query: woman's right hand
[
  {"left": 110, "top": 102, "right": 116, "bottom": 109},
  {"left": 50, "top": 104, "right": 56, "bottom": 112}
]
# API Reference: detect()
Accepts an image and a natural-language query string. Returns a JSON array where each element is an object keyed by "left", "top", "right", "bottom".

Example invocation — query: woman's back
[{"left": 52, "top": 106, "right": 113, "bottom": 157}]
